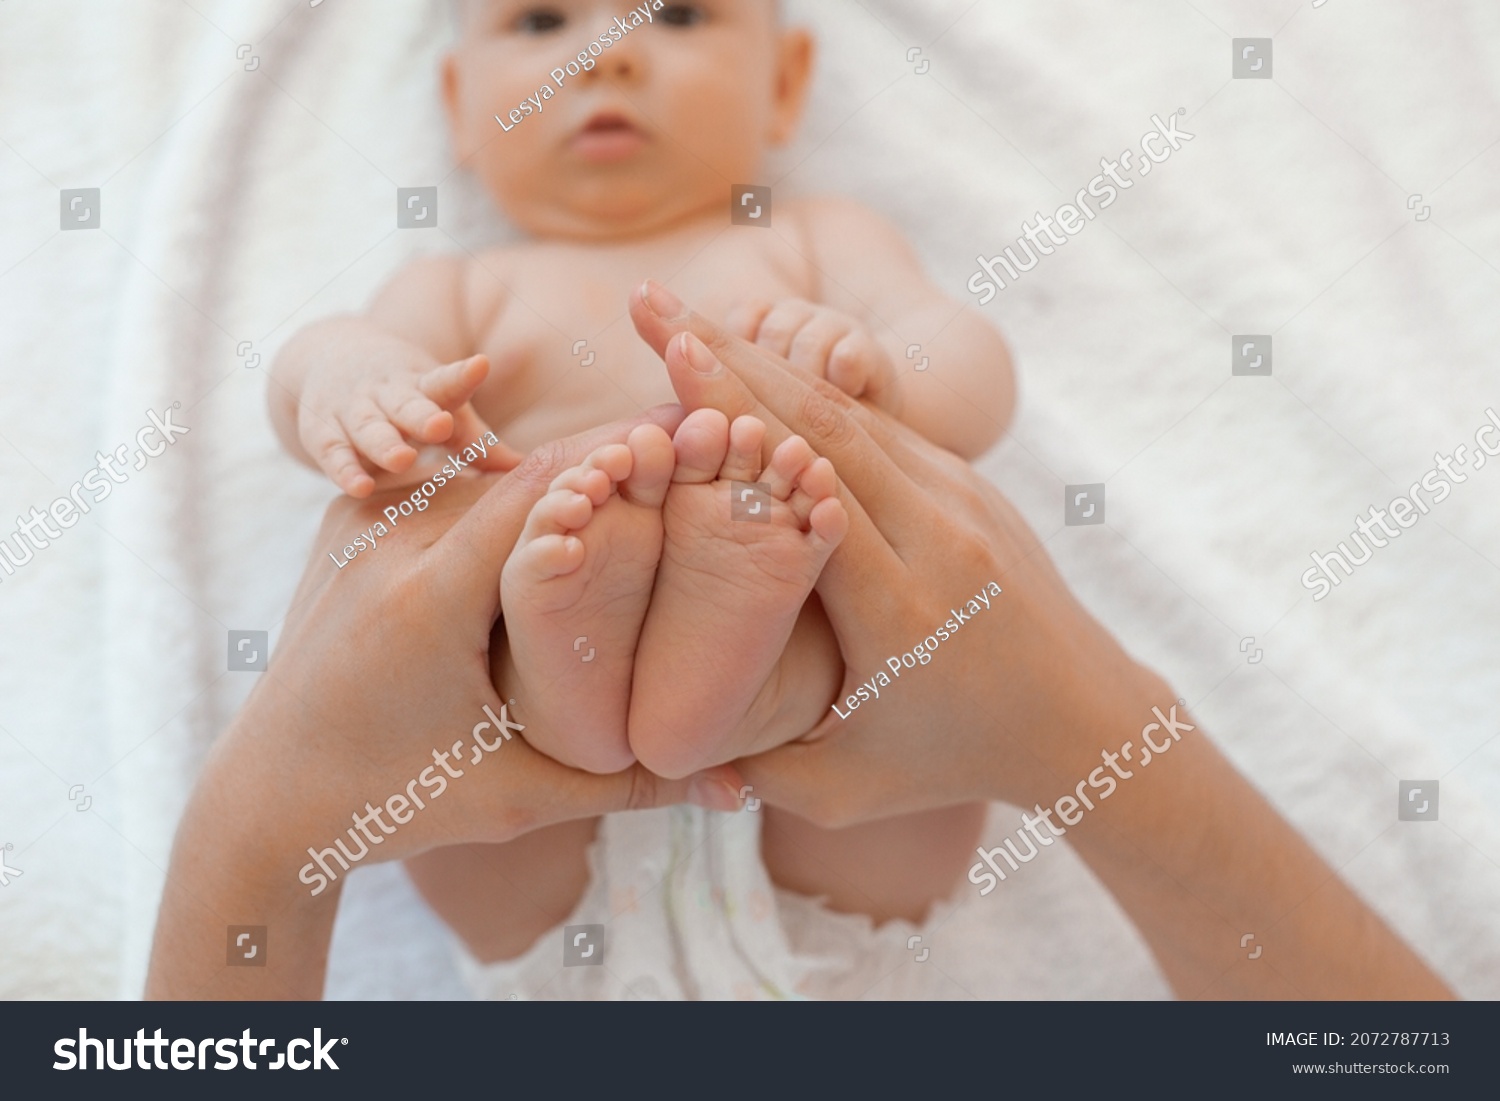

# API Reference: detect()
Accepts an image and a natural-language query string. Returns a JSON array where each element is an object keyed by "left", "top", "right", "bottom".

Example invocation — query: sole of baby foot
[
  {"left": 499, "top": 424, "right": 675, "bottom": 774},
  {"left": 628, "top": 409, "right": 848, "bottom": 779}
]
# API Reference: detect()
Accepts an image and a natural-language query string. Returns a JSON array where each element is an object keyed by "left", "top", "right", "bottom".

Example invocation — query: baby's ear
[{"left": 768, "top": 28, "right": 815, "bottom": 146}]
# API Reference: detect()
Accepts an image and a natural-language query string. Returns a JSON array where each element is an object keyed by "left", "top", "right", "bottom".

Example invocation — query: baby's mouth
[{"left": 572, "top": 111, "right": 648, "bottom": 163}]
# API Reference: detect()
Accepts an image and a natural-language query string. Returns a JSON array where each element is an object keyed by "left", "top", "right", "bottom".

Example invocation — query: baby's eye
[
  {"left": 512, "top": 6, "right": 567, "bottom": 33},
  {"left": 659, "top": 4, "right": 706, "bottom": 27}
]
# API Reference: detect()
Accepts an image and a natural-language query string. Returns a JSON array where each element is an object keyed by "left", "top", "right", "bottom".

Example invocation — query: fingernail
[
  {"left": 688, "top": 777, "right": 741, "bottom": 814},
  {"left": 642, "top": 280, "right": 687, "bottom": 321},
  {"left": 679, "top": 333, "right": 722, "bottom": 377}
]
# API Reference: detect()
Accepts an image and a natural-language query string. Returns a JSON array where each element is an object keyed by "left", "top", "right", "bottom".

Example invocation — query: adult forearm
[
  {"left": 145, "top": 732, "right": 342, "bottom": 1000},
  {"left": 1056, "top": 674, "right": 1452, "bottom": 1000}
]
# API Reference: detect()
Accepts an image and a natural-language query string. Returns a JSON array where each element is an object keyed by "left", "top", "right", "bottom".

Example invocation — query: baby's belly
[{"left": 478, "top": 359, "right": 681, "bottom": 456}]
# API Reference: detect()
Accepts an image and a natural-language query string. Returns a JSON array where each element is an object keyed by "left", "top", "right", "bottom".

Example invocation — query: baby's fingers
[
  {"left": 301, "top": 417, "right": 375, "bottom": 498},
  {"left": 340, "top": 402, "right": 418, "bottom": 474},
  {"left": 420, "top": 354, "right": 490, "bottom": 410},
  {"left": 829, "top": 333, "right": 900, "bottom": 411},
  {"left": 826, "top": 333, "right": 875, "bottom": 395},
  {"left": 447, "top": 403, "right": 523, "bottom": 469},
  {"left": 378, "top": 386, "right": 453, "bottom": 445},
  {"left": 752, "top": 299, "right": 818, "bottom": 359},
  {"left": 787, "top": 314, "right": 854, "bottom": 379}
]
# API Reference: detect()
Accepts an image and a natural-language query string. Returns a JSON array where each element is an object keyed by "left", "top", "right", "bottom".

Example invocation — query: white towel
[{"left": 1, "top": 0, "right": 1496, "bottom": 1000}]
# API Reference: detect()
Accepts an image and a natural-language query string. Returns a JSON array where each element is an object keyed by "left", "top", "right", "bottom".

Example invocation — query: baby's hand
[
  {"left": 296, "top": 351, "right": 516, "bottom": 497},
  {"left": 729, "top": 299, "right": 900, "bottom": 412}
]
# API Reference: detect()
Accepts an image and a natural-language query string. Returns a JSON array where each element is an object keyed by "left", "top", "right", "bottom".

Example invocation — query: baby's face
[{"left": 444, "top": 0, "right": 811, "bottom": 239}]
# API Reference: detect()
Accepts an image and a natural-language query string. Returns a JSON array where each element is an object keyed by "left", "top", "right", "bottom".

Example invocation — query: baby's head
[{"left": 443, "top": 1, "right": 813, "bottom": 239}]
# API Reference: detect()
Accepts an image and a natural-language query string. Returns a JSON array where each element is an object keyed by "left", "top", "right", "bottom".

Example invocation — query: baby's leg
[
  {"left": 627, "top": 410, "right": 847, "bottom": 778},
  {"left": 500, "top": 425, "right": 675, "bottom": 774},
  {"left": 748, "top": 596, "right": 988, "bottom": 926},
  {"left": 761, "top": 802, "right": 987, "bottom": 926},
  {"left": 405, "top": 621, "right": 605, "bottom": 967},
  {"left": 405, "top": 821, "right": 597, "bottom": 965}
]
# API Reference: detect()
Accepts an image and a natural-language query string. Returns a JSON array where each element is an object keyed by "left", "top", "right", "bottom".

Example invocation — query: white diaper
[{"left": 455, "top": 804, "right": 962, "bottom": 1001}]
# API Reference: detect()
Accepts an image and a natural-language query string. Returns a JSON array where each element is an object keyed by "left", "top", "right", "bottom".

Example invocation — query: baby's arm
[
  {"left": 738, "top": 197, "right": 1014, "bottom": 459},
  {"left": 269, "top": 255, "right": 517, "bottom": 496}
]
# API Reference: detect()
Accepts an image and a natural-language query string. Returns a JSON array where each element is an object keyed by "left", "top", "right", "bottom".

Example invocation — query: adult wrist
[
  {"left": 189, "top": 719, "right": 342, "bottom": 899},
  {"left": 1008, "top": 606, "right": 1169, "bottom": 801}
]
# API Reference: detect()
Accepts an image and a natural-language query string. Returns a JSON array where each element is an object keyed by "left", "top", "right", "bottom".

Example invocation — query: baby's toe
[
  {"left": 548, "top": 466, "right": 614, "bottom": 506},
  {"left": 805, "top": 497, "right": 849, "bottom": 553},
  {"left": 785, "top": 457, "right": 841, "bottom": 529},
  {"left": 584, "top": 443, "right": 635, "bottom": 485},
  {"left": 619, "top": 424, "right": 675, "bottom": 509},
  {"left": 508, "top": 532, "right": 586, "bottom": 582},
  {"left": 548, "top": 444, "right": 630, "bottom": 502},
  {"left": 672, "top": 408, "right": 731, "bottom": 485},
  {"left": 552, "top": 444, "right": 633, "bottom": 492},
  {"left": 718, "top": 416, "right": 766, "bottom": 484},
  {"left": 521, "top": 488, "right": 597, "bottom": 543},
  {"left": 761, "top": 434, "right": 818, "bottom": 501}
]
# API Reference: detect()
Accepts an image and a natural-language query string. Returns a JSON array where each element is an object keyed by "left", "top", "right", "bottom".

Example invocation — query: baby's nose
[{"left": 588, "top": 42, "right": 644, "bottom": 83}]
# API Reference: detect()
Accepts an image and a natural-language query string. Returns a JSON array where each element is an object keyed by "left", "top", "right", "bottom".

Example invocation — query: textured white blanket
[{"left": 1, "top": 0, "right": 1496, "bottom": 999}]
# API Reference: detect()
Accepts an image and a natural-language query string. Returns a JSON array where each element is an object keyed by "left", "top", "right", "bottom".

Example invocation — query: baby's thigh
[
  {"left": 404, "top": 819, "right": 598, "bottom": 963},
  {"left": 761, "top": 802, "right": 987, "bottom": 925}
]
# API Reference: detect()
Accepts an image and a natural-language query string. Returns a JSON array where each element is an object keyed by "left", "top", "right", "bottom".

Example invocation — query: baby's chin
[{"left": 494, "top": 182, "right": 724, "bottom": 241}]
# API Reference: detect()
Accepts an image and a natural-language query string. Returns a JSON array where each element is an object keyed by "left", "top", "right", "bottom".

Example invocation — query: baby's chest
[{"left": 470, "top": 245, "right": 811, "bottom": 450}]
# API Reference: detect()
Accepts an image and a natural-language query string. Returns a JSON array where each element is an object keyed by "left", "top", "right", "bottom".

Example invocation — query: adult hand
[
  {"left": 628, "top": 281, "right": 1454, "bottom": 1001},
  {"left": 630, "top": 281, "right": 1156, "bottom": 827},
  {"left": 147, "top": 406, "right": 742, "bottom": 999}
]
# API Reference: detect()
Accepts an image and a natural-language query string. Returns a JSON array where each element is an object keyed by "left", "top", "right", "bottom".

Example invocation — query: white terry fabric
[{"left": 2, "top": 0, "right": 1497, "bottom": 999}]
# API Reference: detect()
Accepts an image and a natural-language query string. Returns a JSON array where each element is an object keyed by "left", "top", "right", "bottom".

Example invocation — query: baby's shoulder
[
  {"left": 781, "top": 194, "right": 897, "bottom": 236},
  {"left": 435, "top": 245, "right": 516, "bottom": 331},
  {"left": 779, "top": 194, "right": 916, "bottom": 258}
]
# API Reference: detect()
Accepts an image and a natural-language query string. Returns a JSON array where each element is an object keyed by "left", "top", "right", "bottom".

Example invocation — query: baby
[{"left": 271, "top": 0, "right": 1014, "bottom": 954}]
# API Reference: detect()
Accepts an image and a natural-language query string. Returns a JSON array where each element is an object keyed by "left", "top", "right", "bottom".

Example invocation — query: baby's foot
[
  {"left": 500, "top": 424, "right": 675, "bottom": 774},
  {"left": 628, "top": 410, "right": 848, "bottom": 778}
]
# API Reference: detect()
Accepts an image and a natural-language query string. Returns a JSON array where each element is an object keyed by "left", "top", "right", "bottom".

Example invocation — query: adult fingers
[
  {"left": 627, "top": 285, "right": 918, "bottom": 513},
  {"left": 631, "top": 282, "right": 934, "bottom": 551},
  {"left": 730, "top": 739, "right": 878, "bottom": 830},
  {"left": 519, "top": 759, "right": 748, "bottom": 835},
  {"left": 658, "top": 328, "right": 905, "bottom": 605}
]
